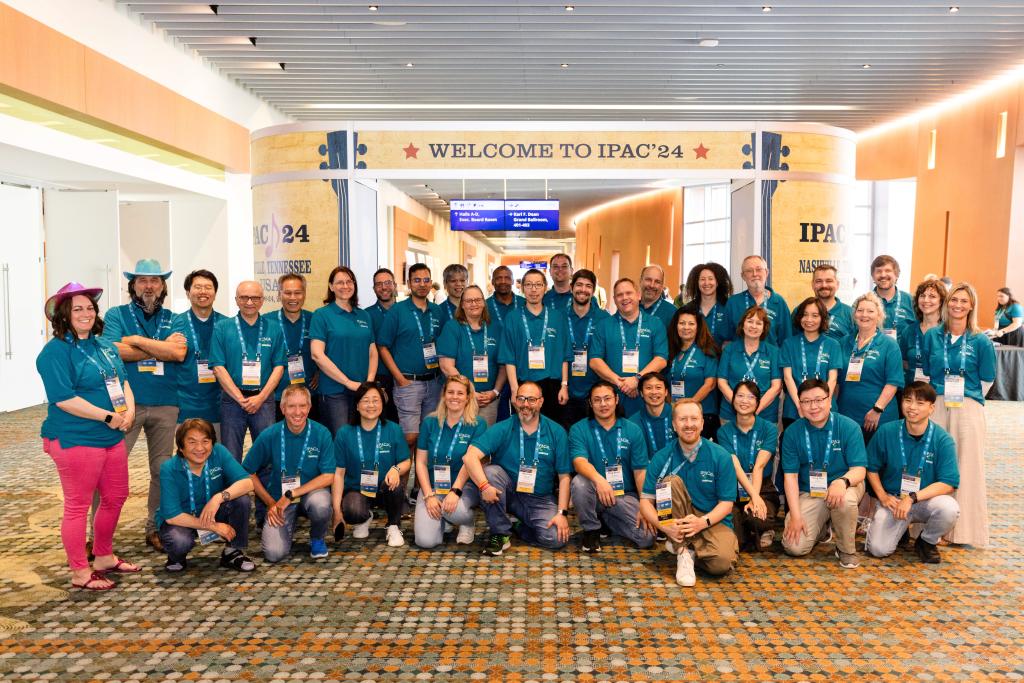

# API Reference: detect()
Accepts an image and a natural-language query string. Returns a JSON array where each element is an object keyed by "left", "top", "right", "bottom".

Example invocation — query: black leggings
[{"left": 342, "top": 487, "right": 404, "bottom": 527}]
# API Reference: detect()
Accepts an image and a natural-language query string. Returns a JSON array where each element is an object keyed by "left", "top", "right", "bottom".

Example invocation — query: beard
[{"left": 130, "top": 282, "right": 167, "bottom": 313}]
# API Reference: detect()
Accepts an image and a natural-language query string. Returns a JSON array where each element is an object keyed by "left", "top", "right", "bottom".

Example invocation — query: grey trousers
[
  {"left": 865, "top": 495, "right": 960, "bottom": 558},
  {"left": 569, "top": 477, "right": 655, "bottom": 548},
  {"left": 124, "top": 403, "right": 180, "bottom": 534}
]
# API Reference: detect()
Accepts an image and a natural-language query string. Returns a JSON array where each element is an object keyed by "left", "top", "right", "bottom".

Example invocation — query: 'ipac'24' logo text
[
  {"left": 799, "top": 222, "right": 846, "bottom": 243},
  {"left": 253, "top": 215, "right": 311, "bottom": 257}
]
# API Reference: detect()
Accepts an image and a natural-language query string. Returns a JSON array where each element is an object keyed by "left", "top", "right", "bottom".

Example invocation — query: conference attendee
[
  {"left": 210, "top": 281, "right": 286, "bottom": 464},
  {"left": 413, "top": 375, "right": 487, "bottom": 548},
  {"left": 639, "top": 264, "right": 676, "bottom": 330},
  {"left": 809, "top": 264, "right": 854, "bottom": 342},
  {"left": 781, "top": 298, "right": 843, "bottom": 428},
  {"left": 564, "top": 269, "right": 610, "bottom": 427},
  {"left": 366, "top": 268, "right": 399, "bottom": 423},
  {"left": 486, "top": 265, "right": 525, "bottom": 421},
  {"left": 717, "top": 381, "right": 780, "bottom": 551},
  {"left": 437, "top": 285, "right": 506, "bottom": 426},
  {"left": 990, "top": 286, "right": 1023, "bottom": 346},
  {"left": 837, "top": 293, "right": 904, "bottom": 441},
  {"left": 36, "top": 282, "right": 138, "bottom": 591},
  {"left": 629, "top": 372, "right": 674, "bottom": 456},
  {"left": 243, "top": 386, "right": 335, "bottom": 561},
  {"left": 864, "top": 382, "right": 960, "bottom": 563},
  {"left": 684, "top": 262, "right": 732, "bottom": 344},
  {"left": 780, "top": 379, "right": 867, "bottom": 568},
  {"left": 666, "top": 305, "right": 720, "bottom": 439},
  {"left": 377, "top": 263, "right": 443, "bottom": 460},
  {"left": 673, "top": 284, "right": 686, "bottom": 309},
  {"left": 498, "top": 268, "right": 571, "bottom": 423},
  {"left": 900, "top": 279, "right": 947, "bottom": 388},
  {"left": 172, "top": 270, "right": 227, "bottom": 434},
  {"left": 461, "top": 381, "right": 571, "bottom": 555},
  {"left": 437, "top": 263, "right": 469, "bottom": 325},
  {"left": 717, "top": 307, "right": 782, "bottom": 424},
  {"left": 157, "top": 419, "right": 256, "bottom": 573},
  {"left": 103, "top": 259, "right": 187, "bottom": 551},
  {"left": 921, "top": 282, "right": 996, "bottom": 547},
  {"left": 590, "top": 278, "right": 668, "bottom": 416},
  {"left": 638, "top": 400, "right": 738, "bottom": 587},
  {"left": 543, "top": 253, "right": 574, "bottom": 310},
  {"left": 724, "top": 255, "right": 791, "bottom": 346},
  {"left": 870, "top": 255, "right": 916, "bottom": 340},
  {"left": 333, "top": 382, "right": 410, "bottom": 547},
  {"left": 569, "top": 382, "right": 655, "bottom": 553},
  {"left": 310, "top": 266, "right": 378, "bottom": 435},
  {"left": 273, "top": 273, "right": 318, "bottom": 420}
]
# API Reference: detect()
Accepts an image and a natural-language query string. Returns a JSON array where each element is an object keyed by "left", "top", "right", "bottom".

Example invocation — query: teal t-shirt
[
  {"left": 542, "top": 289, "right": 573, "bottom": 311},
  {"left": 899, "top": 322, "right": 933, "bottom": 388},
  {"left": 642, "top": 438, "right": 736, "bottom": 527},
  {"left": 780, "top": 412, "right": 867, "bottom": 493},
  {"left": 874, "top": 288, "right": 916, "bottom": 336},
  {"left": 996, "top": 302, "right": 1024, "bottom": 328},
  {"left": 667, "top": 344, "right": 720, "bottom": 416},
  {"left": 416, "top": 415, "right": 488, "bottom": 488},
  {"left": 209, "top": 314, "right": 287, "bottom": 392},
  {"left": 436, "top": 319, "right": 503, "bottom": 392},
  {"left": 36, "top": 335, "right": 128, "bottom": 448},
  {"left": 365, "top": 301, "right": 392, "bottom": 378},
  {"left": 717, "top": 340, "right": 781, "bottom": 422},
  {"left": 641, "top": 298, "right": 676, "bottom": 331},
  {"left": 334, "top": 419, "right": 408, "bottom": 491},
  {"left": 716, "top": 417, "right": 779, "bottom": 481},
  {"left": 589, "top": 311, "right": 669, "bottom": 414},
  {"left": 437, "top": 299, "right": 459, "bottom": 327},
  {"left": 270, "top": 309, "right": 316, "bottom": 400},
  {"left": 486, "top": 294, "right": 526, "bottom": 326},
  {"left": 701, "top": 302, "right": 731, "bottom": 345},
  {"left": 724, "top": 289, "right": 792, "bottom": 346},
  {"left": 155, "top": 444, "right": 248, "bottom": 528},
  {"left": 567, "top": 304, "right": 611, "bottom": 400},
  {"left": 780, "top": 333, "right": 844, "bottom": 420},
  {"left": 838, "top": 331, "right": 905, "bottom": 425},
  {"left": 101, "top": 303, "right": 177, "bottom": 407},
  {"left": 497, "top": 305, "right": 572, "bottom": 382},
  {"left": 309, "top": 303, "right": 375, "bottom": 396},
  {"left": 825, "top": 299, "right": 855, "bottom": 342},
  {"left": 242, "top": 420, "right": 336, "bottom": 499},
  {"left": 469, "top": 415, "right": 570, "bottom": 497},
  {"left": 172, "top": 310, "right": 227, "bottom": 422},
  {"left": 921, "top": 327, "right": 996, "bottom": 405},
  {"left": 376, "top": 298, "right": 443, "bottom": 376},
  {"left": 568, "top": 417, "right": 650, "bottom": 495},
  {"left": 628, "top": 403, "right": 674, "bottom": 455},
  {"left": 867, "top": 420, "right": 959, "bottom": 496}
]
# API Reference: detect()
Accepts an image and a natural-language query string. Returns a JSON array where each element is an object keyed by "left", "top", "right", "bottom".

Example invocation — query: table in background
[{"left": 987, "top": 345, "right": 1024, "bottom": 401}]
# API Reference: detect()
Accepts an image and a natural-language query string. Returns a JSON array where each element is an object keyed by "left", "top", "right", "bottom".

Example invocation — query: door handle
[{"left": 2, "top": 263, "right": 11, "bottom": 359}]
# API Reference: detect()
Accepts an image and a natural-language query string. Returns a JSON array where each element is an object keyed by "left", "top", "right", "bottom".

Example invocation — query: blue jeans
[
  {"left": 413, "top": 484, "right": 480, "bottom": 549},
  {"left": 479, "top": 464, "right": 566, "bottom": 549},
  {"left": 219, "top": 392, "right": 276, "bottom": 463},
  {"left": 261, "top": 488, "right": 332, "bottom": 562},
  {"left": 569, "top": 477, "right": 654, "bottom": 548},
  {"left": 159, "top": 497, "right": 251, "bottom": 563},
  {"left": 318, "top": 393, "right": 351, "bottom": 438},
  {"left": 393, "top": 377, "right": 443, "bottom": 434}
]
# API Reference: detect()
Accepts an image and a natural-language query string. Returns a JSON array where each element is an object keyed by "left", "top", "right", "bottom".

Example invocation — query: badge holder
[
  {"left": 671, "top": 381, "right": 686, "bottom": 401},
  {"left": 281, "top": 475, "right": 300, "bottom": 500},
  {"left": 198, "top": 529, "right": 221, "bottom": 545},
  {"left": 516, "top": 465, "right": 537, "bottom": 494},
  {"left": 197, "top": 360, "right": 216, "bottom": 384},
  {"left": 622, "top": 350, "right": 640, "bottom": 375},
  {"left": 605, "top": 465, "right": 625, "bottom": 496},
  {"left": 472, "top": 355, "right": 489, "bottom": 383},
  {"left": 846, "top": 358, "right": 864, "bottom": 382},
  {"left": 360, "top": 469, "right": 379, "bottom": 498},
  {"left": 422, "top": 342, "right": 439, "bottom": 370},
  {"left": 572, "top": 350, "right": 588, "bottom": 377},
  {"left": 655, "top": 481, "right": 672, "bottom": 520},
  {"left": 900, "top": 473, "right": 921, "bottom": 496},
  {"left": 809, "top": 469, "right": 828, "bottom": 498},
  {"left": 242, "top": 360, "right": 262, "bottom": 386},
  {"left": 287, "top": 354, "right": 306, "bottom": 385},
  {"left": 433, "top": 465, "right": 452, "bottom": 496},
  {"left": 528, "top": 345, "right": 545, "bottom": 370},
  {"left": 105, "top": 377, "right": 128, "bottom": 413},
  {"left": 944, "top": 374, "right": 965, "bottom": 408}
]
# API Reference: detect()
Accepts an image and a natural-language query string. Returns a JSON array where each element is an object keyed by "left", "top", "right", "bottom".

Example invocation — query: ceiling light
[
  {"left": 405, "top": 62, "right": 414, "bottom": 67},
  {"left": 761, "top": 5, "right": 772, "bottom": 12},
  {"left": 699, "top": 38, "right": 719, "bottom": 48},
  {"left": 302, "top": 102, "right": 854, "bottom": 111},
  {"left": 560, "top": 63, "right": 569, "bottom": 68},
  {"left": 949, "top": 6, "right": 959, "bottom": 13},
  {"left": 862, "top": 63, "right": 872, "bottom": 69},
  {"left": 368, "top": 4, "right": 380, "bottom": 10},
  {"left": 372, "top": 20, "right": 407, "bottom": 26},
  {"left": 564, "top": 4, "right": 575, "bottom": 10}
]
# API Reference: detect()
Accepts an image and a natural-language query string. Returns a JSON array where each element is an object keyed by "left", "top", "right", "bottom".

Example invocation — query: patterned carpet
[{"left": 0, "top": 403, "right": 1022, "bottom": 682}]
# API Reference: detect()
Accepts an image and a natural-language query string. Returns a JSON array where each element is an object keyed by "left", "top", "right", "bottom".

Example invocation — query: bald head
[{"left": 235, "top": 280, "right": 265, "bottom": 320}]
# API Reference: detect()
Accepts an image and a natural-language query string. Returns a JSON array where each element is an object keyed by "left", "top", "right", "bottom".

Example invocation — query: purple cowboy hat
[{"left": 45, "top": 282, "right": 104, "bottom": 322}]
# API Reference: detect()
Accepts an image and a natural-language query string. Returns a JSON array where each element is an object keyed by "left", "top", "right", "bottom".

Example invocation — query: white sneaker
[
  {"left": 352, "top": 511, "right": 373, "bottom": 539},
  {"left": 759, "top": 530, "right": 776, "bottom": 550},
  {"left": 664, "top": 539, "right": 675, "bottom": 554},
  {"left": 456, "top": 523, "right": 475, "bottom": 545},
  {"left": 675, "top": 548, "right": 696, "bottom": 587},
  {"left": 386, "top": 524, "right": 405, "bottom": 547}
]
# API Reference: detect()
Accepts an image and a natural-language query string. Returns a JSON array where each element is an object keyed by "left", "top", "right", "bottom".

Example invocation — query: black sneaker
[
  {"left": 482, "top": 534, "right": 511, "bottom": 556},
  {"left": 654, "top": 529, "right": 667, "bottom": 542},
  {"left": 914, "top": 536, "right": 941, "bottom": 564},
  {"left": 581, "top": 530, "right": 602, "bottom": 554},
  {"left": 219, "top": 548, "right": 256, "bottom": 572},
  {"left": 598, "top": 521, "right": 612, "bottom": 539}
]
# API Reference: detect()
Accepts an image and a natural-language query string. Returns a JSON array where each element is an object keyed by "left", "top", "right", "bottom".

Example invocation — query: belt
[
  {"left": 239, "top": 389, "right": 262, "bottom": 397},
  {"left": 402, "top": 371, "right": 439, "bottom": 381}
]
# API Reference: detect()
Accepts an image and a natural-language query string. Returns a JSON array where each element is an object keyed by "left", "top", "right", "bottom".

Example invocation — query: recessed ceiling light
[
  {"left": 699, "top": 38, "right": 719, "bottom": 48},
  {"left": 406, "top": 62, "right": 414, "bottom": 67},
  {"left": 368, "top": 4, "right": 380, "bottom": 10},
  {"left": 862, "top": 63, "right": 872, "bottom": 69},
  {"left": 715, "top": 63, "right": 725, "bottom": 68},
  {"left": 949, "top": 6, "right": 960, "bottom": 13},
  {"left": 560, "top": 63, "right": 570, "bottom": 68},
  {"left": 761, "top": 5, "right": 772, "bottom": 12},
  {"left": 564, "top": 4, "right": 575, "bottom": 10}
]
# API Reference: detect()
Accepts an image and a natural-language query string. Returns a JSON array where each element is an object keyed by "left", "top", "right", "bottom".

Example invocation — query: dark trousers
[
  {"left": 732, "top": 478, "right": 781, "bottom": 550},
  {"left": 536, "top": 378, "right": 567, "bottom": 426},
  {"left": 563, "top": 396, "right": 590, "bottom": 431},
  {"left": 342, "top": 487, "right": 404, "bottom": 527},
  {"left": 159, "top": 497, "right": 251, "bottom": 563},
  {"left": 701, "top": 414, "right": 721, "bottom": 442}
]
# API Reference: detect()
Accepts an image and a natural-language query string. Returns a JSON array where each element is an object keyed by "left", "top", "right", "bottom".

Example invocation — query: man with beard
[
  {"left": 805, "top": 264, "right": 854, "bottom": 342},
  {"left": 437, "top": 263, "right": 469, "bottom": 326},
  {"left": 366, "top": 268, "right": 399, "bottom": 422},
  {"left": 871, "top": 255, "right": 916, "bottom": 342},
  {"left": 103, "top": 259, "right": 188, "bottom": 551},
  {"left": 543, "top": 253, "right": 574, "bottom": 310},
  {"left": 639, "top": 264, "right": 676, "bottom": 331},
  {"left": 564, "top": 269, "right": 610, "bottom": 427},
  {"left": 724, "top": 255, "right": 791, "bottom": 347}
]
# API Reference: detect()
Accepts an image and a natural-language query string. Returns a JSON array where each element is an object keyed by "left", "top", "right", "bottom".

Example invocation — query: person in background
[
  {"left": 724, "top": 255, "right": 791, "bottom": 346},
  {"left": 780, "top": 297, "right": 843, "bottom": 429},
  {"left": 921, "top": 282, "right": 996, "bottom": 547},
  {"left": 808, "top": 264, "right": 854, "bottom": 342},
  {"left": 717, "top": 307, "right": 782, "bottom": 425},
  {"left": 639, "top": 265, "right": 676, "bottom": 330},
  {"left": 274, "top": 273, "right": 319, "bottom": 421},
  {"left": 437, "top": 263, "right": 469, "bottom": 326},
  {"left": 564, "top": 269, "right": 611, "bottom": 427},
  {"left": 900, "top": 279, "right": 947, "bottom": 389},
  {"left": 684, "top": 262, "right": 732, "bottom": 345},
  {"left": 366, "top": 268, "right": 399, "bottom": 423},
  {"left": 989, "top": 286, "right": 1023, "bottom": 346},
  {"left": 666, "top": 305, "right": 720, "bottom": 439},
  {"left": 37, "top": 282, "right": 139, "bottom": 590},
  {"left": 673, "top": 284, "right": 686, "bottom": 309},
  {"left": 543, "top": 253, "right": 574, "bottom": 310},
  {"left": 870, "top": 255, "right": 916, "bottom": 341},
  {"left": 172, "top": 270, "right": 227, "bottom": 437}
]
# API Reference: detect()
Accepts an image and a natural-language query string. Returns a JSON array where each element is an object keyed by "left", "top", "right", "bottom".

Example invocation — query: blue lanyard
[
  {"left": 568, "top": 311, "right": 594, "bottom": 350},
  {"left": 619, "top": 312, "right": 645, "bottom": 353},
  {"left": 849, "top": 331, "right": 878, "bottom": 366},
  {"left": 643, "top": 407, "right": 673, "bottom": 450},
  {"left": 279, "top": 422, "right": 313, "bottom": 477},
  {"left": 183, "top": 459, "right": 210, "bottom": 516},
  {"left": 591, "top": 420, "right": 622, "bottom": 468},
  {"left": 800, "top": 336, "right": 824, "bottom": 380},
  {"left": 732, "top": 425, "right": 759, "bottom": 472},
  {"left": 672, "top": 345, "right": 698, "bottom": 380},
  {"left": 356, "top": 421, "right": 383, "bottom": 471},
  {"left": 186, "top": 311, "right": 210, "bottom": 360},
  {"left": 659, "top": 439, "right": 700, "bottom": 481},
  {"left": 898, "top": 421, "right": 933, "bottom": 477},
  {"left": 432, "top": 419, "right": 464, "bottom": 466},
  {"left": 234, "top": 315, "right": 263, "bottom": 362},
  {"left": 518, "top": 422, "right": 543, "bottom": 466},
  {"left": 745, "top": 291, "right": 769, "bottom": 311},
  {"left": 741, "top": 346, "right": 762, "bottom": 381},
  {"left": 128, "top": 305, "right": 168, "bottom": 340},
  {"left": 464, "top": 323, "right": 489, "bottom": 356},
  {"left": 522, "top": 306, "right": 549, "bottom": 347},
  {"left": 803, "top": 413, "right": 835, "bottom": 470},
  {"left": 413, "top": 305, "right": 437, "bottom": 343},
  {"left": 67, "top": 335, "right": 118, "bottom": 380},
  {"left": 277, "top": 310, "right": 307, "bottom": 357},
  {"left": 491, "top": 297, "right": 518, "bottom": 324},
  {"left": 648, "top": 299, "right": 664, "bottom": 317},
  {"left": 942, "top": 332, "right": 968, "bottom": 376}
]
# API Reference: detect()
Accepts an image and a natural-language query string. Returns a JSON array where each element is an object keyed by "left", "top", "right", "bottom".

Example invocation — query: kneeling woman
[
  {"left": 414, "top": 375, "right": 488, "bottom": 548},
  {"left": 158, "top": 419, "right": 256, "bottom": 572},
  {"left": 333, "top": 382, "right": 410, "bottom": 547}
]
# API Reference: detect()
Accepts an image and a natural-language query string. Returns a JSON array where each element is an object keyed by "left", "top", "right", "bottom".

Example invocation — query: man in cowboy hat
[{"left": 102, "top": 259, "right": 188, "bottom": 551}]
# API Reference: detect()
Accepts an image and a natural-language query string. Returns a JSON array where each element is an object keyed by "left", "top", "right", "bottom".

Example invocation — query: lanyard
[
  {"left": 522, "top": 306, "right": 549, "bottom": 347},
  {"left": 413, "top": 304, "right": 437, "bottom": 342},
  {"left": 518, "top": 422, "right": 543, "bottom": 466},
  {"left": 878, "top": 289, "right": 908, "bottom": 327},
  {"left": 619, "top": 312, "right": 645, "bottom": 354},
  {"left": 672, "top": 345, "right": 698, "bottom": 380},
  {"left": 491, "top": 297, "right": 518, "bottom": 324},
  {"left": 800, "top": 336, "right": 825, "bottom": 380},
  {"left": 234, "top": 315, "right": 263, "bottom": 362},
  {"left": 464, "top": 323, "right": 489, "bottom": 356},
  {"left": 356, "top": 421, "right": 383, "bottom": 471},
  {"left": 741, "top": 346, "right": 762, "bottom": 381},
  {"left": 591, "top": 420, "right": 622, "bottom": 468},
  {"left": 898, "top": 421, "right": 934, "bottom": 477},
  {"left": 942, "top": 332, "right": 968, "bottom": 376},
  {"left": 568, "top": 312, "right": 594, "bottom": 350},
  {"left": 849, "top": 331, "right": 878, "bottom": 364},
  {"left": 279, "top": 422, "right": 313, "bottom": 477},
  {"left": 183, "top": 459, "right": 210, "bottom": 516},
  {"left": 433, "top": 419, "right": 464, "bottom": 466},
  {"left": 128, "top": 305, "right": 168, "bottom": 340},
  {"left": 277, "top": 310, "right": 307, "bottom": 357},
  {"left": 732, "top": 425, "right": 759, "bottom": 472},
  {"left": 745, "top": 290, "right": 769, "bottom": 312},
  {"left": 67, "top": 335, "right": 118, "bottom": 380},
  {"left": 186, "top": 311, "right": 210, "bottom": 360},
  {"left": 648, "top": 299, "right": 664, "bottom": 317},
  {"left": 803, "top": 413, "right": 835, "bottom": 470},
  {"left": 643, "top": 406, "right": 673, "bottom": 450},
  {"left": 659, "top": 439, "right": 700, "bottom": 481}
]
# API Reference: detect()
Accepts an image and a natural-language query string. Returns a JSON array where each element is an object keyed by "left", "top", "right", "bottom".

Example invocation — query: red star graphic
[
  {"left": 693, "top": 143, "right": 710, "bottom": 159},
  {"left": 402, "top": 142, "right": 420, "bottom": 159}
]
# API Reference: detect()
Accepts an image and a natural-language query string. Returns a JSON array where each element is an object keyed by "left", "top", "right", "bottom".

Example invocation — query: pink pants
[{"left": 44, "top": 438, "right": 129, "bottom": 570}]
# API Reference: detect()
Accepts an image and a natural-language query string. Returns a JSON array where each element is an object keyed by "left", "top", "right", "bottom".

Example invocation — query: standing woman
[
  {"left": 36, "top": 283, "right": 140, "bottom": 590},
  {"left": 838, "top": 293, "right": 904, "bottom": 442},
  {"left": 666, "top": 305, "right": 720, "bottom": 439},
  {"left": 685, "top": 263, "right": 732, "bottom": 345},
  {"left": 922, "top": 283, "right": 996, "bottom": 547},
  {"left": 310, "top": 266, "right": 378, "bottom": 435},
  {"left": 717, "top": 307, "right": 782, "bottom": 424},
  {"left": 437, "top": 285, "right": 507, "bottom": 426},
  {"left": 413, "top": 375, "right": 488, "bottom": 548},
  {"left": 901, "top": 279, "right": 947, "bottom": 388},
  {"left": 990, "top": 287, "right": 1023, "bottom": 346},
  {"left": 781, "top": 298, "right": 843, "bottom": 429}
]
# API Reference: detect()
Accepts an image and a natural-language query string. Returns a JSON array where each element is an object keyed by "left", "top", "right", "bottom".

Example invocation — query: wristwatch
[
  {"left": 104, "top": 413, "right": 114, "bottom": 424},
  {"left": 704, "top": 517, "right": 711, "bottom": 528},
  {"left": 559, "top": 508, "right": 569, "bottom": 516},
  {"left": 284, "top": 490, "right": 294, "bottom": 501},
  {"left": 221, "top": 490, "right": 231, "bottom": 502},
  {"left": 451, "top": 487, "right": 464, "bottom": 497},
  {"left": 871, "top": 405, "right": 883, "bottom": 414},
  {"left": 908, "top": 491, "right": 919, "bottom": 504},
  {"left": 840, "top": 476, "right": 852, "bottom": 489}
]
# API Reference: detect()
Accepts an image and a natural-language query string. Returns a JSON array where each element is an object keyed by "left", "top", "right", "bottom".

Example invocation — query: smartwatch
[
  {"left": 451, "top": 487, "right": 464, "bottom": 498},
  {"left": 559, "top": 509, "right": 569, "bottom": 517},
  {"left": 284, "top": 490, "right": 294, "bottom": 501},
  {"left": 840, "top": 476, "right": 852, "bottom": 489},
  {"left": 221, "top": 490, "right": 231, "bottom": 503},
  {"left": 104, "top": 414, "right": 114, "bottom": 424},
  {"left": 908, "top": 491, "right": 919, "bottom": 504},
  {"left": 871, "top": 405, "right": 883, "bottom": 414}
]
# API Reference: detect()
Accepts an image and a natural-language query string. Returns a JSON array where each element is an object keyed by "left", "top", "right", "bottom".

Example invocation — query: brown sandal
[{"left": 72, "top": 571, "right": 116, "bottom": 591}]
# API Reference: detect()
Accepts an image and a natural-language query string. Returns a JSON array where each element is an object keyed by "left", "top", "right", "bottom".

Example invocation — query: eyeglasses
[
  {"left": 237, "top": 295, "right": 264, "bottom": 303},
  {"left": 743, "top": 267, "right": 768, "bottom": 275},
  {"left": 798, "top": 397, "right": 828, "bottom": 407},
  {"left": 515, "top": 396, "right": 542, "bottom": 405},
  {"left": 590, "top": 396, "right": 616, "bottom": 405},
  {"left": 462, "top": 298, "right": 485, "bottom": 305},
  {"left": 359, "top": 397, "right": 382, "bottom": 406},
  {"left": 411, "top": 277, "right": 432, "bottom": 285},
  {"left": 190, "top": 285, "right": 215, "bottom": 293},
  {"left": 374, "top": 280, "right": 395, "bottom": 288},
  {"left": 523, "top": 282, "right": 546, "bottom": 290}
]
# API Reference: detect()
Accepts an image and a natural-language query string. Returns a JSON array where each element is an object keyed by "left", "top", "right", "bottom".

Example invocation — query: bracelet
[
  {"left": 704, "top": 517, "right": 711, "bottom": 528},
  {"left": 479, "top": 481, "right": 491, "bottom": 492}
]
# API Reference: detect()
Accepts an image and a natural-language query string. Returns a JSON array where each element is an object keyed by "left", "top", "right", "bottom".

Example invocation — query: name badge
[
  {"left": 242, "top": 360, "right": 261, "bottom": 386},
  {"left": 884, "top": 328, "right": 898, "bottom": 341},
  {"left": 655, "top": 481, "right": 672, "bottom": 519},
  {"left": 572, "top": 350, "right": 588, "bottom": 377},
  {"left": 528, "top": 345, "right": 545, "bottom": 370},
  {"left": 809, "top": 469, "right": 828, "bottom": 498},
  {"left": 281, "top": 475, "right": 300, "bottom": 498},
  {"left": 622, "top": 349, "right": 640, "bottom": 375},
  {"left": 198, "top": 529, "right": 221, "bottom": 545},
  {"left": 422, "top": 342, "right": 439, "bottom": 369},
  {"left": 900, "top": 473, "right": 921, "bottom": 496},
  {"left": 914, "top": 367, "right": 930, "bottom": 383},
  {"left": 671, "top": 381, "right": 686, "bottom": 401},
  {"left": 738, "top": 474, "right": 752, "bottom": 503},
  {"left": 846, "top": 357, "right": 865, "bottom": 382},
  {"left": 472, "top": 355, "right": 489, "bottom": 383},
  {"left": 104, "top": 377, "right": 128, "bottom": 413},
  {"left": 138, "top": 358, "right": 165, "bottom": 376},
  {"left": 944, "top": 374, "right": 965, "bottom": 408},
  {"left": 360, "top": 469, "right": 379, "bottom": 498},
  {"left": 516, "top": 465, "right": 537, "bottom": 494},
  {"left": 287, "top": 354, "right": 306, "bottom": 384},
  {"left": 433, "top": 465, "right": 452, "bottom": 495},
  {"left": 197, "top": 360, "right": 216, "bottom": 384},
  {"left": 605, "top": 465, "right": 625, "bottom": 496}
]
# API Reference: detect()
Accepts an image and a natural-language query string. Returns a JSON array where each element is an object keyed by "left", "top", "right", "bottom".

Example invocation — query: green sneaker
[{"left": 483, "top": 533, "right": 511, "bottom": 556}]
